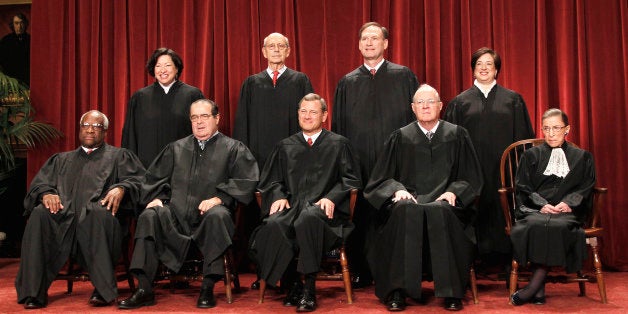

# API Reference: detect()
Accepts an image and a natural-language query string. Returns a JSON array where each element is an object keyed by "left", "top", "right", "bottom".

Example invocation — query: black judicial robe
[
  {"left": 15, "top": 144, "right": 145, "bottom": 304},
  {"left": 0, "top": 32, "right": 30, "bottom": 84},
  {"left": 510, "top": 142, "right": 595, "bottom": 273},
  {"left": 233, "top": 68, "right": 313, "bottom": 167},
  {"left": 122, "top": 81, "right": 204, "bottom": 167},
  {"left": 133, "top": 134, "right": 258, "bottom": 274},
  {"left": 333, "top": 60, "right": 418, "bottom": 180},
  {"left": 365, "top": 121, "right": 483, "bottom": 300},
  {"left": 250, "top": 129, "right": 361, "bottom": 285},
  {"left": 445, "top": 84, "right": 534, "bottom": 255}
]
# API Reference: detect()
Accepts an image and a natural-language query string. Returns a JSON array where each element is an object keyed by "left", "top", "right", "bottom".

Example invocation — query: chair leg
[
  {"left": 509, "top": 259, "right": 519, "bottom": 304},
  {"left": 223, "top": 255, "right": 233, "bottom": 304},
  {"left": 339, "top": 246, "right": 353, "bottom": 304},
  {"left": 258, "top": 279, "right": 267, "bottom": 304},
  {"left": 469, "top": 266, "right": 479, "bottom": 304},
  {"left": 590, "top": 237, "right": 608, "bottom": 303}
]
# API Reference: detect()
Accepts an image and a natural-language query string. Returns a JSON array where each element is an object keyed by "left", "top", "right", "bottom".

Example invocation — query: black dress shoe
[
  {"left": 386, "top": 290, "right": 406, "bottom": 311},
  {"left": 531, "top": 295, "right": 546, "bottom": 305},
  {"left": 197, "top": 288, "right": 217, "bottom": 308},
  {"left": 351, "top": 275, "right": 373, "bottom": 289},
  {"left": 444, "top": 298, "right": 463, "bottom": 311},
  {"left": 117, "top": 289, "right": 156, "bottom": 309},
  {"left": 510, "top": 289, "right": 527, "bottom": 306},
  {"left": 283, "top": 282, "right": 303, "bottom": 306},
  {"left": 296, "top": 291, "right": 317, "bottom": 312},
  {"left": 23, "top": 297, "right": 46, "bottom": 309},
  {"left": 251, "top": 279, "right": 260, "bottom": 290},
  {"left": 89, "top": 289, "right": 112, "bottom": 307}
]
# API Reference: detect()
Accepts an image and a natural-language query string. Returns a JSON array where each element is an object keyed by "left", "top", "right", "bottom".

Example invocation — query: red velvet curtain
[{"left": 29, "top": 0, "right": 628, "bottom": 269}]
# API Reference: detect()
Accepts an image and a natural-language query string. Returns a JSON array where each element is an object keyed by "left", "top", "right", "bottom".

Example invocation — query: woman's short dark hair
[
  {"left": 471, "top": 47, "right": 501, "bottom": 79},
  {"left": 146, "top": 47, "right": 184, "bottom": 79},
  {"left": 542, "top": 108, "right": 569, "bottom": 125}
]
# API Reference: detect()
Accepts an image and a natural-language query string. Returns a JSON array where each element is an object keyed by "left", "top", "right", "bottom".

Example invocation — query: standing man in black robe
[
  {"left": 445, "top": 47, "right": 534, "bottom": 267},
  {"left": 233, "top": 32, "right": 313, "bottom": 286},
  {"left": 332, "top": 21, "right": 419, "bottom": 288},
  {"left": 365, "top": 84, "right": 483, "bottom": 311},
  {"left": 250, "top": 93, "right": 361, "bottom": 312},
  {"left": 15, "top": 110, "right": 145, "bottom": 309},
  {"left": 0, "top": 13, "right": 30, "bottom": 85},
  {"left": 118, "top": 99, "right": 259, "bottom": 309},
  {"left": 122, "top": 47, "right": 204, "bottom": 168},
  {"left": 234, "top": 32, "right": 314, "bottom": 168}
]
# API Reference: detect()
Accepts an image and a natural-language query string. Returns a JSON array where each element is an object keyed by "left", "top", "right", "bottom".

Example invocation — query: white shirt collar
[
  {"left": 417, "top": 121, "right": 440, "bottom": 135},
  {"left": 474, "top": 79, "right": 497, "bottom": 98},
  {"left": 303, "top": 130, "right": 323, "bottom": 144},
  {"left": 364, "top": 59, "right": 385, "bottom": 72},
  {"left": 266, "top": 65, "right": 287, "bottom": 77},
  {"left": 159, "top": 80, "right": 176, "bottom": 94},
  {"left": 82, "top": 146, "right": 99, "bottom": 153}
]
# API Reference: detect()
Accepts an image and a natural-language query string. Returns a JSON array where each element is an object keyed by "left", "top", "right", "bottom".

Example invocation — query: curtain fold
[{"left": 29, "top": 0, "right": 628, "bottom": 269}]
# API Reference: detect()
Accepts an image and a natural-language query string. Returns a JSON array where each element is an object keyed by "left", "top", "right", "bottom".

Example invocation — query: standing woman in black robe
[
  {"left": 510, "top": 109, "right": 596, "bottom": 305},
  {"left": 122, "top": 47, "right": 204, "bottom": 167},
  {"left": 445, "top": 47, "right": 534, "bottom": 264}
]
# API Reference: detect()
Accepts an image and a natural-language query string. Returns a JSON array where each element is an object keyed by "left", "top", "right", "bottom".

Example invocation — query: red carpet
[{"left": 1, "top": 258, "right": 626, "bottom": 313}]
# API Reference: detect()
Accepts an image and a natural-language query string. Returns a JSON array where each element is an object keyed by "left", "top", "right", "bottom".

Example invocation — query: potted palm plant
[{"left": 0, "top": 71, "right": 63, "bottom": 172}]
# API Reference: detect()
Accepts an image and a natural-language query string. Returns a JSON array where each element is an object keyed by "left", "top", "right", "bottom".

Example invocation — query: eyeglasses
[
  {"left": 190, "top": 114, "right": 213, "bottom": 122},
  {"left": 413, "top": 99, "right": 441, "bottom": 106},
  {"left": 265, "top": 43, "right": 288, "bottom": 50},
  {"left": 298, "top": 109, "right": 322, "bottom": 116},
  {"left": 542, "top": 125, "right": 567, "bottom": 133},
  {"left": 79, "top": 123, "right": 105, "bottom": 130}
]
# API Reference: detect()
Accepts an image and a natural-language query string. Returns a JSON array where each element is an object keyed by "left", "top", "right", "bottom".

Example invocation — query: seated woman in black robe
[{"left": 510, "top": 108, "right": 596, "bottom": 305}]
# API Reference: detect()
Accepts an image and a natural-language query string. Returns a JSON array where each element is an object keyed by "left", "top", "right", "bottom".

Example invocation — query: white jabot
[{"left": 543, "top": 147, "right": 570, "bottom": 178}]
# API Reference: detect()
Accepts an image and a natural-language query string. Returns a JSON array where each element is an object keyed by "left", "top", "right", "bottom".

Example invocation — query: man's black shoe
[
  {"left": 23, "top": 297, "right": 46, "bottom": 310},
  {"left": 197, "top": 288, "right": 217, "bottom": 308},
  {"left": 351, "top": 275, "right": 373, "bottom": 289},
  {"left": 117, "top": 289, "right": 156, "bottom": 309},
  {"left": 89, "top": 289, "right": 112, "bottom": 307},
  {"left": 296, "top": 290, "right": 317, "bottom": 312},
  {"left": 250, "top": 279, "right": 260, "bottom": 290},
  {"left": 444, "top": 298, "right": 463, "bottom": 311},
  {"left": 386, "top": 290, "right": 406, "bottom": 311},
  {"left": 283, "top": 282, "right": 303, "bottom": 306}
]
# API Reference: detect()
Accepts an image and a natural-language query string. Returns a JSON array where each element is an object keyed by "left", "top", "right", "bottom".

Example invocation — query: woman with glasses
[
  {"left": 121, "top": 47, "right": 204, "bottom": 167},
  {"left": 444, "top": 47, "right": 535, "bottom": 267},
  {"left": 509, "top": 108, "right": 596, "bottom": 305}
]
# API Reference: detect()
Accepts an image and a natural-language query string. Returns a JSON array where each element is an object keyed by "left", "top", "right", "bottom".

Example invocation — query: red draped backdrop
[{"left": 28, "top": 0, "right": 628, "bottom": 269}]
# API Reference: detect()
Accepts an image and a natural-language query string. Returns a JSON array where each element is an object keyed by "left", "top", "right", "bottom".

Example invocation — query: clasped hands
[
  {"left": 42, "top": 186, "right": 125, "bottom": 216},
  {"left": 392, "top": 190, "right": 457, "bottom": 206},
  {"left": 540, "top": 202, "right": 572, "bottom": 214},
  {"left": 146, "top": 196, "right": 222, "bottom": 215},
  {"left": 269, "top": 198, "right": 335, "bottom": 219}
]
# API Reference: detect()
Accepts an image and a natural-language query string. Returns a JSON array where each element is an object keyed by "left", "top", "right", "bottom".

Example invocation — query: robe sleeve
[
  {"left": 364, "top": 130, "right": 407, "bottom": 210},
  {"left": 233, "top": 78, "right": 252, "bottom": 145},
  {"left": 445, "top": 127, "right": 484, "bottom": 208},
  {"left": 109, "top": 149, "right": 146, "bottom": 210},
  {"left": 322, "top": 141, "right": 362, "bottom": 209},
  {"left": 513, "top": 93, "right": 535, "bottom": 140},
  {"left": 23, "top": 154, "right": 62, "bottom": 215},
  {"left": 121, "top": 92, "right": 139, "bottom": 153},
  {"left": 215, "top": 141, "right": 259, "bottom": 207},
  {"left": 257, "top": 144, "right": 290, "bottom": 216},
  {"left": 140, "top": 144, "right": 175, "bottom": 206},
  {"left": 331, "top": 78, "right": 346, "bottom": 134},
  {"left": 561, "top": 151, "right": 596, "bottom": 213}
]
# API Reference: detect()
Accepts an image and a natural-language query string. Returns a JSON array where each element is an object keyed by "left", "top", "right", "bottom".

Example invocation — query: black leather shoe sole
[
  {"left": 444, "top": 298, "right": 463, "bottom": 311},
  {"left": 23, "top": 297, "right": 46, "bottom": 310},
  {"left": 197, "top": 289, "right": 217, "bottom": 308},
  {"left": 117, "top": 290, "right": 156, "bottom": 309}
]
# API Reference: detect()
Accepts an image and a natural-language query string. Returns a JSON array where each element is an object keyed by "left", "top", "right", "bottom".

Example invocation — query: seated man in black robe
[
  {"left": 365, "top": 84, "right": 483, "bottom": 312},
  {"left": 15, "top": 110, "right": 145, "bottom": 309},
  {"left": 249, "top": 93, "right": 361, "bottom": 312},
  {"left": 118, "top": 99, "right": 259, "bottom": 309}
]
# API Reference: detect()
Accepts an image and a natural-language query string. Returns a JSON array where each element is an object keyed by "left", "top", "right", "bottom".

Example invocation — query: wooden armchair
[
  {"left": 256, "top": 189, "right": 357, "bottom": 304},
  {"left": 498, "top": 138, "right": 607, "bottom": 304}
]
